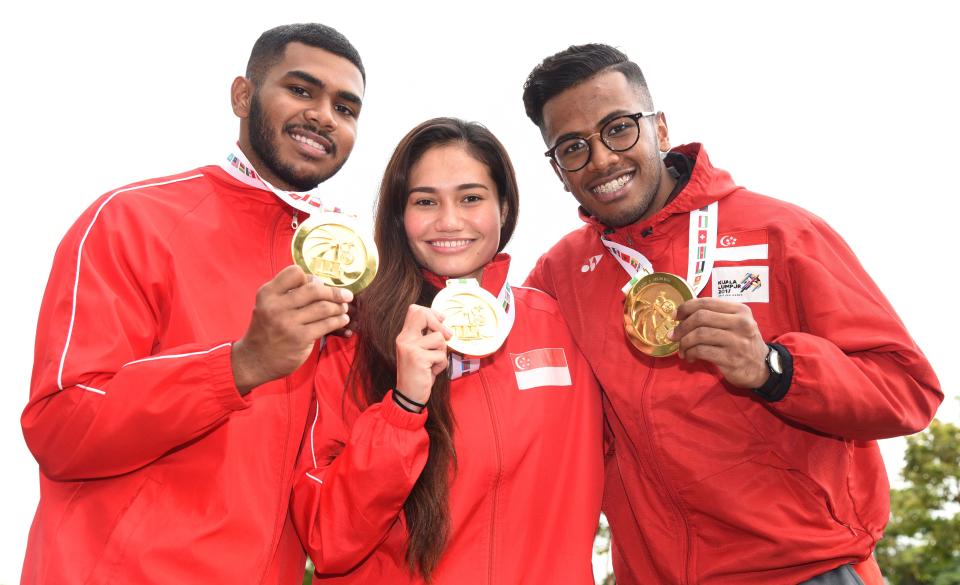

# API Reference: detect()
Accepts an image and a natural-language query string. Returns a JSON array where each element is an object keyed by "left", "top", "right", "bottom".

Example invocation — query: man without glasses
[
  {"left": 522, "top": 43, "right": 942, "bottom": 584},
  {"left": 21, "top": 23, "right": 362, "bottom": 584}
]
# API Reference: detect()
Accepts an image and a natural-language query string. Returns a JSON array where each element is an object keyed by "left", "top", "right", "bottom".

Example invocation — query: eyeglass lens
[{"left": 554, "top": 115, "right": 641, "bottom": 171}]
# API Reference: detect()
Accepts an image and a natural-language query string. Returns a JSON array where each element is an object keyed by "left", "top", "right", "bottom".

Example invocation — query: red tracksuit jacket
[
  {"left": 22, "top": 165, "right": 318, "bottom": 584},
  {"left": 525, "top": 144, "right": 942, "bottom": 584},
  {"left": 290, "top": 256, "right": 604, "bottom": 584}
]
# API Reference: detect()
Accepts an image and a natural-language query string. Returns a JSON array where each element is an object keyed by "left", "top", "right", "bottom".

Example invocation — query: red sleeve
[
  {"left": 765, "top": 215, "right": 942, "bottom": 440},
  {"left": 524, "top": 253, "right": 557, "bottom": 298},
  {"left": 290, "top": 341, "right": 429, "bottom": 573},
  {"left": 22, "top": 196, "right": 248, "bottom": 481}
]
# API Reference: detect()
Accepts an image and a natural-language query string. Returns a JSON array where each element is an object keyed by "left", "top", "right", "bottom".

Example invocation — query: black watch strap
[{"left": 753, "top": 343, "right": 793, "bottom": 402}]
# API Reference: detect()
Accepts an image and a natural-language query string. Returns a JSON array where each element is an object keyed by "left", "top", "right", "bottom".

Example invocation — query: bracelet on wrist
[
  {"left": 392, "top": 388, "right": 426, "bottom": 413},
  {"left": 392, "top": 387, "right": 427, "bottom": 408}
]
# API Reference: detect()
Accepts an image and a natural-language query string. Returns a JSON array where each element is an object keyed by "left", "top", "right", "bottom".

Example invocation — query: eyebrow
[
  {"left": 552, "top": 109, "right": 633, "bottom": 145},
  {"left": 286, "top": 70, "right": 364, "bottom": 107},
  {"left": 408, "top": 183, "right": 491, "bottom": 195}
]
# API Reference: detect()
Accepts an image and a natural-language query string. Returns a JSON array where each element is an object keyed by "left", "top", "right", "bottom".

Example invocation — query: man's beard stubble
[{"left": 248, "top": 92, "right": 346, "bottom": 191}]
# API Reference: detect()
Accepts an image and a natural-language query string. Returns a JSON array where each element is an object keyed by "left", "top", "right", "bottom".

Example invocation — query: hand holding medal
[{"left": 394, "top": 304, "right": 453, "bottom": 411}]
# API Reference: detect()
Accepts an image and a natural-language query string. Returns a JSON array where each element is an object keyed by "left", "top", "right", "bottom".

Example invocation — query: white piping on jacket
[{"left": 57, "top": 174, "right": 205, "bottom": 391}]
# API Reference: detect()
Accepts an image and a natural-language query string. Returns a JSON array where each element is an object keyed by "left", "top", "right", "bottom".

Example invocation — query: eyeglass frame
[{"left": 544, "top": 111, "right": 659, "bottom": 172}]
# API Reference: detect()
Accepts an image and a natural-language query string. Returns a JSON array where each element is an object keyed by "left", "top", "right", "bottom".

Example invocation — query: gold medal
[
  {"left": 431, "top": 279, "right": 509, "bottom": 358},
  {"left": 291, "top": 213, "right": 379, "bottom": 294},
  {"left": 623, "top": 272, "right": 693, "bottom": 357}
]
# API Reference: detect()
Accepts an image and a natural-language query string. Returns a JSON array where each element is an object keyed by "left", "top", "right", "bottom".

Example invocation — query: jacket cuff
[
  {"left": 217, "top": 342, "right": 252, "bottom": 410},
  {"left": 381, "top": 391, "right": 428, "bottom": 430},
  {"left": 753, "top": 343, "right": 793, "bottom": 402}
]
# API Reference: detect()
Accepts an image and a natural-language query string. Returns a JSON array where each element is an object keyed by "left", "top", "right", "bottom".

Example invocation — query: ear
[
  {"left": 656, "top": 111, "right": 671, "bottom": 152},
  {"left": 499, "top": 201, "right": 509, "bottom": 227},
  {"left": 231, "top": 76, "right": 253, "bottom": 119},
  {"left": 549, "top": 159, "right": 572, "bottom": 192}
]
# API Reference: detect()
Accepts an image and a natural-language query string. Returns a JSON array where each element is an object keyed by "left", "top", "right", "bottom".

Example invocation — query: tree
[{"left": 876, "top": 419, "right": 960, "bottom": 585}]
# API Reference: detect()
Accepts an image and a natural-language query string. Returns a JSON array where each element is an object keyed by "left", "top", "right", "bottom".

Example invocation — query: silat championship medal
[
  {"left": 622, "top": 272, "right": 693, "bottom": 357},
  {"left": 604, "top": 202, "right": 718, "bottom": 357},
  {"left": 292, "top": 212, "right": 379, "bottom": 294},
  {"left": 431, "top": 278, "right": 510, "bottom": 358}
]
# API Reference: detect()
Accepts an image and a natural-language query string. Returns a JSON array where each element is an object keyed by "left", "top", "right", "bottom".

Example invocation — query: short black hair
[
  {"left": 522, "top": 43, "right": 651, "bottom": 128},
  {"left": 246, "top": 23, "right": 365, "bottom": 87}
]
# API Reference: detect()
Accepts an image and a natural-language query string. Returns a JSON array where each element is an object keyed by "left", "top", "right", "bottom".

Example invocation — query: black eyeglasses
[{"left": 544, "top": 111, "right": 658, "bottom": 172}]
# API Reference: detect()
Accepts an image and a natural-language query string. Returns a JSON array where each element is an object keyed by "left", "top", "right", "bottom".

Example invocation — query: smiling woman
[
  {"left": 404, "top": 144, "right": 508, "bottom": 280},
  {"left": 288, "top": 117, "right": 605, "bottom": 584}
]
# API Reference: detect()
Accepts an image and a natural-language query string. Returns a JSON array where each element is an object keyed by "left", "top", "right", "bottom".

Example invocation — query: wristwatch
[
  {"left": 765, "top": 344, "right": 784, "bottom": 377},
  {"left": 753, "top": 343, "right": 792, "bottom": 402}
]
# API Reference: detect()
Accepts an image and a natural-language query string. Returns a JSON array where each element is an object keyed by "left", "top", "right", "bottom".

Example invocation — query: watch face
[{"left": 769, "top": 347, "right": 783, "bottom": 375}]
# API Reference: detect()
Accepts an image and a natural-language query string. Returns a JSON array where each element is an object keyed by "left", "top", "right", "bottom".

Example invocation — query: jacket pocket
[
  {"left": 84, "top": 474, "right": 163, "bottom": 584},
  {"left": 677, "top": 451, "right": 859, "bottom": 579}
]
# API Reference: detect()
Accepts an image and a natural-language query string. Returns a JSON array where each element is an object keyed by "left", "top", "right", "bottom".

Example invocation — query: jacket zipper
[
  {"left": 636, "top": 364, "right": 693, "bottom": 585},
  {"left": 258, "top": 208, "right": 297, "bottom": 583},
  {"left": 478, "top": 370, "right": 504, "bottom": 585}
]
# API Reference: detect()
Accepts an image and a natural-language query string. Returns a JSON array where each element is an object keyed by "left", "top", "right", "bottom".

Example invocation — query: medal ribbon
[
  {"left": 220, "top": 146, "right": 344, "bottom": 216},
  {"left": 448, "top": 278, "right": 515, "bottom": 380},
  {"left": 600, "top": 236, "right": 654, "bottom": 278},
  {"left": 608, "top": 202, "right": 719, "bottom": 297},
  {"left": 684, "top": 203, "right": 718, "bottom": 297}
]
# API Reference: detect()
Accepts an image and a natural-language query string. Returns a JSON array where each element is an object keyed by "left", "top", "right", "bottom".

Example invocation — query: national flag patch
[
  {"left": 715, "top": 229, "right": 768, "bottom": 261},
  {"left": 510, "top": 348, "right": 571, "bottom": 390}
]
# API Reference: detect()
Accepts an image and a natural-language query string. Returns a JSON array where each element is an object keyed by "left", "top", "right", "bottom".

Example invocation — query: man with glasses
[{"left": 522, "top": 43, "right": 941, "bottom": 584}]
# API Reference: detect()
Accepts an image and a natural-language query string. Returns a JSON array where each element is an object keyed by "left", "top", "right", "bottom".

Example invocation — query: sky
[{"left": 1, "top": 1, "right": 957, "bottom": 581}]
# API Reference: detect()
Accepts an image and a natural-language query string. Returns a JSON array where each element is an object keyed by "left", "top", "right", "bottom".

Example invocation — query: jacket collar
[
  {"left": 420, "top": 253, "right": 511, "bottom": 294},
  {"left": 580, "top": 143, "right": 741, "bottom": 239}
]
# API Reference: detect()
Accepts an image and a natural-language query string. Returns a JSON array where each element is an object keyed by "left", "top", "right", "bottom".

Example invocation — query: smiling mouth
[
  {"left": 291, "top": 132, "right": 329, "bottom": 155},
  {"left": 590, "top": 171, "right": 635, "bottom": 196},
  {"left": 428, "top": 239, "right": 473, "bottom": 250}
]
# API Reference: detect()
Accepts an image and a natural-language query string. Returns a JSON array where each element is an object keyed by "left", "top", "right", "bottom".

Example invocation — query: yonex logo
[{"left": 581, "top": 255, "right": 603, "bottom": 272}]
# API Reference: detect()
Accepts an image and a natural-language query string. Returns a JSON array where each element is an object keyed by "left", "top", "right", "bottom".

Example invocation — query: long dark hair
[{"left": 350, "top": 117, "right": 519, "bottom": 579}]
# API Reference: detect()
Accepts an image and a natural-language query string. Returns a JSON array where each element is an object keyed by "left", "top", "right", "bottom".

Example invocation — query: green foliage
[
  {"left": 303, "top": 559, "right": 313, "bottom": 585},
  {"left": 595, "top": 513, "right": 615, "bottom": 584},
  {"left": 877, "top": 419, "right": 960, "bottom": 585}
]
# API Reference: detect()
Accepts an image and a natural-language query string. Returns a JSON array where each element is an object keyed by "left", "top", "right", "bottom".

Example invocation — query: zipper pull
[{"left": 291, "top": 211, "right": 299, "bottom": 230}]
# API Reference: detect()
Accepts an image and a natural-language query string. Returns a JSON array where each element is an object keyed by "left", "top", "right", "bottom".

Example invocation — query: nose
[
  {"left": 305, "top": 98, "right": 337, "bottom": 132},
  {"left": 435, "top": 202, "right": 463, "bottom": 232},
  {"left": 585, "top": 134, "right": 620, "bottom": 172}
]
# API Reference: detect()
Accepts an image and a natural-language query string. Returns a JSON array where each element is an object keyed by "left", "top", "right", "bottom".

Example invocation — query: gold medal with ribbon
[
  {"left": 291, "top": 212, "right": 379, "bottom": 294},
  {"left": 603, "top": 202, "right": 718, "bottom": 358},
  {"left": 622, "top": 272, "right": 693, "bottom": 356},
  {"left": 431, "top": 278, "right": 511, "bottom": 358}
]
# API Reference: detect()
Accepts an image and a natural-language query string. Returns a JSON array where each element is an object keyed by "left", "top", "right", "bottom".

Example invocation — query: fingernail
[{"left": 341, "top": 290, "right": 354, "bottom": 303}]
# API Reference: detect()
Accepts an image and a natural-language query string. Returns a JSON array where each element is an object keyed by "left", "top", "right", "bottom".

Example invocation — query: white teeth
[
  {"left": 592, "top": 173, "right": 633, "bottom": 195},
  {"left": 293, "top": 134, "right": 326, "bottom": 153},
  {"left": 430, "top": 240, "right": 470, "bottom": 248}
]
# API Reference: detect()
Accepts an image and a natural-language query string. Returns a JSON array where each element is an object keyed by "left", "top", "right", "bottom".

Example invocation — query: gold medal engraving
[
  {"left": 623, "top": 272, "right": 693, "bottom": 357},
  {"left": 292, "top": 213, "right": 379, "bottom": 294},
  {"left": 432, "top": 280, "right": 508, "bottom": 358}
]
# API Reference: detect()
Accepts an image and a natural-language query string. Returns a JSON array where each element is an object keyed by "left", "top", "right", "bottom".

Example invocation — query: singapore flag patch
[
  {"left": 511, "top": 348, "right": 572, "bottom": 390},
  {"left": 715, "top": 229, "right": 768, "bottom": 261}
]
